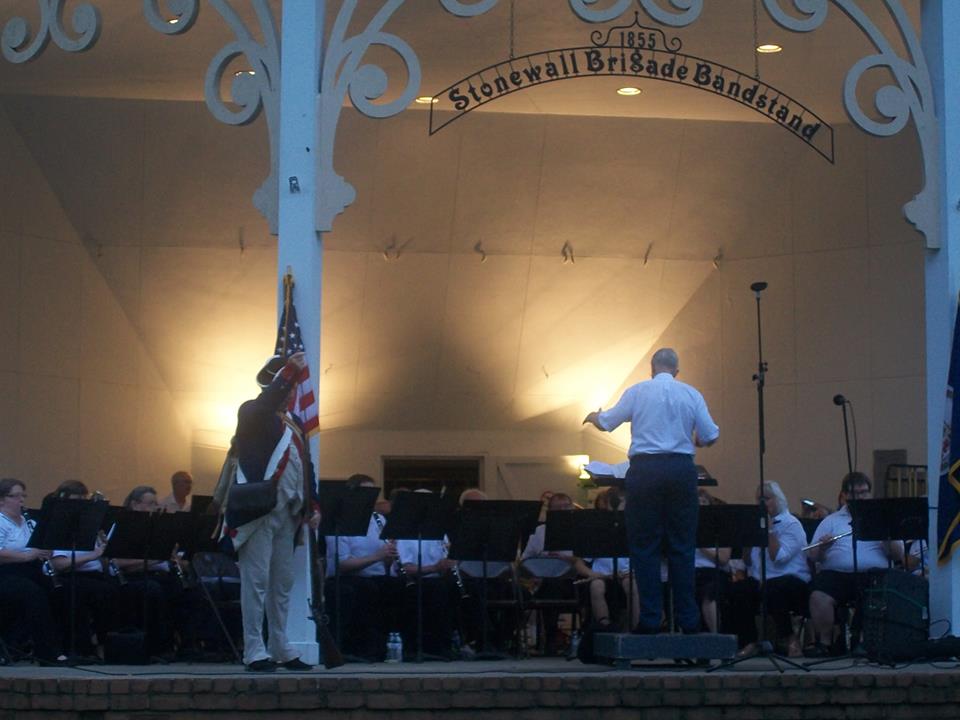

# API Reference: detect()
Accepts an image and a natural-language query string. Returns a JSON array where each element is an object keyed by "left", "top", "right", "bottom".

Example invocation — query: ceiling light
[
  {"left": 756, "top": 44, "right": 783, "bottom": 54},
  {"left": 617, "top": 86, "right": 642, "bottom": 96},
  {"left": 234, "top": 70, "right": 256, "bottom": 77},
  {"left": 166, "top": 17, "right": 180, "bottom": 24},
  {"left": 415, "top": 96, "right": 439, "bottom": 104}
]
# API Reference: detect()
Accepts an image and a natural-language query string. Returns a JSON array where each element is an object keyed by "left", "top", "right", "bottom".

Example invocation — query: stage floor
[{"left": 2, "top": 656, "right": 960, "bottom": 719}]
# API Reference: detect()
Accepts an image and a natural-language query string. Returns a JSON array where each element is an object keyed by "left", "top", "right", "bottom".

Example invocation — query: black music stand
[
  {"left": 567, "top": 510, "right": 632, "bottom": 634},
  {"left": 704, "top": 504, "right": 807, "bottom": 673},
  {"left": 28, "top": 498, "right": 108, "bottom": 660},
  {"left": 849, "top": 497, "right": 928, "bottom": 600},
  {"left": 448, "top": 500, "right": 540, "bottom": 657},
  {"left": 380, "top": 491, "right": 445, "bottom": 663},
  {"left": 190, "top": 495, "right": 214, "bottom": 516},
  {"left": 317, "top": 481, "right": 379, "bottom": 648}
]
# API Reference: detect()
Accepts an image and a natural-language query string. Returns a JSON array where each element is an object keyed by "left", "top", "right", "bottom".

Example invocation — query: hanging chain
[
  {"left": 509, "top": 0, "right": 516, "bottom": 60},
  {"left": 752, "top": 0, "right": 760, "bottom": 80}
]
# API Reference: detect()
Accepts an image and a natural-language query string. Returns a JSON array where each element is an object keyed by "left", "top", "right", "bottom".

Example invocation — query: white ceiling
[{"left": 0, "top": 0, "right": 920, "bottom": 123}]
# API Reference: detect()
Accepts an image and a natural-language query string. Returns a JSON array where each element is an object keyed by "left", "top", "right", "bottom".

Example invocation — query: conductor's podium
[{"left": 592, "top": 632, "right": 738, "bottom": 668}]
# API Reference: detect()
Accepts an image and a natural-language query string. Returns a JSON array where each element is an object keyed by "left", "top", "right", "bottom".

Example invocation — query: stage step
[{"left": 592, "top": 632, "right": 738, "bottom": 668}]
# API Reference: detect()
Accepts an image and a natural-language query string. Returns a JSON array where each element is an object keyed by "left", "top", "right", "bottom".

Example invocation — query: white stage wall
[{"left": 0, "top": 95, "right": 924, "bottom": 509}]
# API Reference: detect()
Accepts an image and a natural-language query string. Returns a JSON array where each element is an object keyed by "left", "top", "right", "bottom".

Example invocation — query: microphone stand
[
  {"left": 834, "top": 397, "right": 854, "bottom": 475},
  {"left": 717, "top": 282, "right": 806, "bottom": 673}
]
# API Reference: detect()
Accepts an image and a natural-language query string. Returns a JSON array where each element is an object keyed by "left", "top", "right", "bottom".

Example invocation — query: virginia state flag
[{"left": 938, "top": 294, "right": 960, "bottom": 562}]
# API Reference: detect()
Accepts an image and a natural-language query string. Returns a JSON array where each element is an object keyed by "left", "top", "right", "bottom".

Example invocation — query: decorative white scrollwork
[
  {"left": 762, "top": 0, "right": 829, "bottom": 32},
  {"left": 2, "top": 0, "right": 101, "bottom": 64},
  {"left": 763, "top": 0, "right": 937, "bottom": 246},
  {"left": 316, "top": 0, "right": 422, "bottom": 230},
  {"left": 568, "top": 0, "right": 634, "bottom": 23},
  {"left": 636, "top": 0, "right": 703, "bottom": 27},
  {"left": 142, "top": 0, "right": 199, "bottom": 35},
  {"left": 439, "top": 0, "right": 501, "bottom": 16},
  {"left": 144, "top": 0, "right": 280, "bottom": 231}
]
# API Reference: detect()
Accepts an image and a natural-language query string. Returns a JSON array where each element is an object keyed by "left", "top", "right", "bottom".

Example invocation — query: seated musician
[
  {"left": 453, "top": 488, "right": 517, "bottom": 654},
  {"left": 693, "top": 490, "right": 731, "bottom": 634},
  {"left": 728, "top": 482, "right": 810, "bottom": 657},
  {"left": 804, "top": 472, "right": 904, "bottom": 658},
  {"left": 521, "top": 492, "right": 577, "bottom": 655},
  {"left": 575, "top": 489, "right": 639, "bottom": 632},
  {"left": 109, "top": 485, "right": 180, "bottom": 660},
  {"left": 0, "top": 478, "right": 66, "bottom": 664},
  {"left": 48, "top": 480, "right": 117, "bottom": 660},
  {"left": 396, "top": 490, "right": 459, "bottom": 659},
  {"left": 324, "top": 473, "right": 400, "bottom": 662}
]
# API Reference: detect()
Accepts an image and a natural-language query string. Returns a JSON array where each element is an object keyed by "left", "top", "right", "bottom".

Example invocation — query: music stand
[
  {"left": 317, "top": 481, "right": 379, "bottom": 647},
  {"left": 703, "top": 504, "right": 807, "bottom": 673},
  {"left": 447, "top": 500, "right": 541, "bottom": 657},
  {"left": 380, "top": 491, "right": 445, "bottom": 662},
  {"left": 28, "top": 498, "right": 108, "bottom": 660},
  {"left": 190, "top": 495, "right": 214, "bottom": 516},
  {"left": 562, "top": 510, "right": 632, "bottom": 634},
  {"left": 849, "top": 498, "right": 927, "bottom": 546}
]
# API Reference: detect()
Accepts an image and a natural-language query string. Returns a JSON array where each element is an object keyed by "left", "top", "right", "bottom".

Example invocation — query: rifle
[{"left": 307, "top": 526, "right": 345, "bottom": 669}]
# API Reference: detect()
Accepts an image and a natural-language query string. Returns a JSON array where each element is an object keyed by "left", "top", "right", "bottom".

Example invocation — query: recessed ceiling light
[
  {"left": 415, "top": 96, "right": 439, "bottom": 104},
  {"left": 756, "top": 44, "right": 783, "bottom": 54},
  {"left": 617, "top": 86, "right": 642, "bottom": 96},
  {"left": 166, "top": 17, "right": 179, "bottom": 24},
  {"left": 234, "top": 70, "right": 256, "bottom": 77}
]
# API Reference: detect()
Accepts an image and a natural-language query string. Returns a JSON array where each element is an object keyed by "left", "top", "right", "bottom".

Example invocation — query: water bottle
[{"left": 386, "top": 632, "right": 403, "bottom": 663}]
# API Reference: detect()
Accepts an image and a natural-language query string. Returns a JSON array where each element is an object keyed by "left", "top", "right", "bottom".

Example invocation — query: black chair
[{"left": 190, "top": 551, "right": 243, "bottom": 661}]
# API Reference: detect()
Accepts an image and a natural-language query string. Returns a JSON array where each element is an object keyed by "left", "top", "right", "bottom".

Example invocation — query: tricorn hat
[{"left": 256, "top": 354, "right": 286, "bottom": 388}]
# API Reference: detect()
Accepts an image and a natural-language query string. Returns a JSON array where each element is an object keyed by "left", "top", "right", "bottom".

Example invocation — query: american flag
[{"left": 275, "top": 275, "right": 319, "bottom": 436}]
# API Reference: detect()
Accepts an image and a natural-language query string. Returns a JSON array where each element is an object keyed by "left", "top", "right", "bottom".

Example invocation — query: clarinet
[
  {"left": 373, "top": 512, "right": 414, "bottom": 588},
  {"left": 444, "top": 541, "right": 470, "bottom": 600},
  {"left": 23, "top": 512, "right": 62, "bottom": 590}
]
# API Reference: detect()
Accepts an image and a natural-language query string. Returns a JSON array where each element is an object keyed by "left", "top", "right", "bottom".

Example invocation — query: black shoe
[
  {"left": 802, "top": 643, "right": 832, "bottom": 659},
  {"left": 282, "top": 657, "right": 313, "bottom": 671},
  {"left": 246, "top": 659, "right": 277, "bottom": 672},
  {"left": 681, "top": 626, "right": 701, "bottom": 635},
  {"left": 631, "top": 624, "right": 658, "bottom": 635}
]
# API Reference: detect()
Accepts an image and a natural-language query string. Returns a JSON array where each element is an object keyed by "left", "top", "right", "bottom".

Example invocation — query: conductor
[{"left": 583, "top": 348, "right": 719, "bottom": 634}]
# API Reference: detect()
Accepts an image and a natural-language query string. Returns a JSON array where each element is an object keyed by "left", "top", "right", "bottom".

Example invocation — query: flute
[{"left": 802, "top": 530, "right": 853, "bottom": 552}]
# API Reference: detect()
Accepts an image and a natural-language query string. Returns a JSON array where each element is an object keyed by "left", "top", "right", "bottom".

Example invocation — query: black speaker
[
  {"left": 103, "top": 630, "right": 149, "bottom": 665},
  {"left": 862, "top": 570, "right": 929, "bottom": 664}
]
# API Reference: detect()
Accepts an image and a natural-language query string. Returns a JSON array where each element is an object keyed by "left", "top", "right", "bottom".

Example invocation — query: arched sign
[{"left": 429, "top": 14, "right": 835, "bottom": 164}]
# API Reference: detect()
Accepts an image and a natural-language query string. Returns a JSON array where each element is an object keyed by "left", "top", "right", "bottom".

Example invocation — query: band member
[
  {"left": 228, "top": 351, "right": 321, "bottom": 672},
  {"left": 521, "top": 492, "right": 577, "bottom": 654},
  {"left": 160, "top": 471, "right": 193, "bottom": 513},
  {"left": 109, "top": 486, "right": 179, "bottom": 659},
  {"left": 804, "top": 472, "right": 903, "bottom": 657},
  {"left": 693, "top": 490, "right": 731, "bottom": 634},
  {"left": 583, "top": 347, "right": 719, "bottom": 635},
  {"left": 0, "top": 478, "right": 66, "bottom": 664},
  {"left": 48, "top": 480, "right": 117, "bottom": 660},
  {"left": 325, "top": 473, "right": 400, "bottom": 662},
  {"left": 729, "top": 482, "right": 810, "bottom": 657},
  {"left": 396, "top": 490, "right": 458, "bottom": 658}
]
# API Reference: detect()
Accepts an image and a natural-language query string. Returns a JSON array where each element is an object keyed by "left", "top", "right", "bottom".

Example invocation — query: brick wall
[{"left": 1, "top": 671, "right": 959, "bottom": 719}]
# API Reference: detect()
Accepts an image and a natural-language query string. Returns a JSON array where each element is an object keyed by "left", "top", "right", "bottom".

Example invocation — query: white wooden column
[
  {"left": 923, "top": 0, "right": 960, "bottom": 634},
  {"left": 276, "top": 0, "right": 325, "bottom": 666}
]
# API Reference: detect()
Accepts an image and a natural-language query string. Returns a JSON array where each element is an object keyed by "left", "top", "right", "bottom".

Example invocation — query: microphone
[
  {"left": 750, "top": 281, "right": 768, "bottom": 293},
  {"left": 833, "top": 394, "right": 847, "bottom": 406}
]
